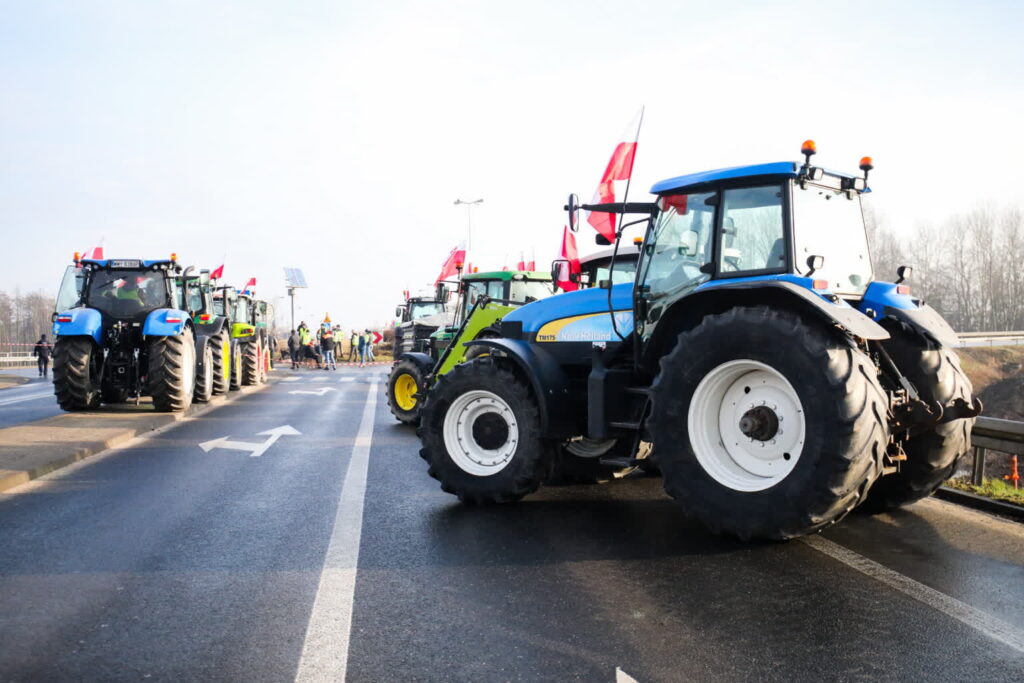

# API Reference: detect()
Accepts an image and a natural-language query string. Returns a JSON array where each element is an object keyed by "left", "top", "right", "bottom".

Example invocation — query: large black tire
[
  {"left": 241, "top": 340, "right": 261, "bottom": 386},
  {"left": 547, "top": 438, "right": 637, "bottom": 485},
  {"left": 210, "top": 329, "right": 230, "bottom": 396},
  {"left": 861, "top": 323, "right": 975, "bottom": 512},
  {"left": 230, "top": 341, "right": 242, "bottom": 390},
  {"left": 650, "top": 306, "right": 889, "bottom": 541},
  {"left": 387, "top": 358, "right": 430, "bottom": 425},
  {"left": 418, "top": 359, "right": 554, "bottom": 503},
  {"left": 193, "top": 342, "right": 214, "bottom": 404},
  {"left": 53, "top": 337, "right": 102, "bottom": 411},
  {"left": 148, "top": 329, "right": 196, "bottom": 412}
]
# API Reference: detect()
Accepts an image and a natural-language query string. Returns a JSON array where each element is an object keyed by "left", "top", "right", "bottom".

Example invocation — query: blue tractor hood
[{"left": 504, "top": 283, "right": 633, "bottom": 334}]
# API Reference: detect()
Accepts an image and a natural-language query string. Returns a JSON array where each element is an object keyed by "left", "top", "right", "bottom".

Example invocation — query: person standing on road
[
  {"left": 357, "top": 330, "right": 367, "bottom": 367},
  {"left": 320, "top": 326, "right": 337, "bottom": 370},
  {"left": 348, "top": 329, "right": 358, "bottom": 363},
  {"left": 32, "top": 334, "right": 52, "bottom": 378},
  {"left": 364, "top": 328, "right": 375, "bottom": 363},
  {"left": 287, "top": 329, "right": 301, "bottom": 369}
]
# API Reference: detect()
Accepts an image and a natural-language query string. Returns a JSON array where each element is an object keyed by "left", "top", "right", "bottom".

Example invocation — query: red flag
[
  {"left": 516, "top": 252, "right": 526, "bottom": 271},
  {"left": 555, "top": 226, "right": 580, "bottom": 292},
  {"left": 435, "top": 243, "right": 467, "bottom": 284},
  {"left": 587, "top": 110, "right": 643, "bottom": 242},
  {"left": 244, "top": 277, "right": 256, "bottom": 288},
  {"left": 210, "top": 264, "right": 224, "bottom": 279},
  {"left": 81, "top": 246, "right": 104, "bottom": 260},
  {"left": 526, "top": 260, "right": 536, "bottom": 271}
]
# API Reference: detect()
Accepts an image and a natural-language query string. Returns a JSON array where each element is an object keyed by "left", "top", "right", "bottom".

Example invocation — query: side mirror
[
  {"left": 595, "top": 233, "right": 612, "bottom": 246},
  {"left": 551, "top": 258, "right": 570, "bottom": 283},
  {"left": 51, "top": 312, "right": 59, "bottom": 323},
  {"left": 200, "top": 270, "right": 211, "bottom": 287},
  {"left": 395, "top": 306, "right": 403, "bottom": 318},
  {"left": 435, "top": 283, "right": 449, "bottom": 303},
  {"left": 806, "top": 254, "right": 824, "bottom": 276},
  {"left": 565, "top": 194, "right": 580, "bottom": 232},
  {"left": 896, "top": 265, "right": 913, "bottom": 284}
]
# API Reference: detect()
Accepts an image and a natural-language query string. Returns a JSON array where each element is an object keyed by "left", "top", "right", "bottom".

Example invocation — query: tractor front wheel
[
  {"left": 53, "top": 337, "right": 102, "bottom": 411},
  {"left": 418, "top": 360, "right": 553, "bottom": 503},
  {"left": 193, "top": 342, "right": 214, "bottom": 403},
  {"left": 148, "top": 329, "right": 196, "bottom": 412},
  {"left": 650, "top": 306, "right": 888, "bottom": 540},
  {"left": 242, "top": 340, "right": 261, "bottom": 386},
  {"left": 387, "top": 358, "right": 429, "bottom": 424}
]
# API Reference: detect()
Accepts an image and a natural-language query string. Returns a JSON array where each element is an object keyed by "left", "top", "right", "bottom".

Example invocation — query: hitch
[{"left": 938, "top": 397, "right": 983, "bottom": 424}]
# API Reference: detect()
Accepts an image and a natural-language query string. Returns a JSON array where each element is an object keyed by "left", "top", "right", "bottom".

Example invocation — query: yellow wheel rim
[
  {"left": 221, "top": 341, "right": 231, "bottom": 381},
  {"left": 394, "top": 373, "right": 418, "bottom": 411}
]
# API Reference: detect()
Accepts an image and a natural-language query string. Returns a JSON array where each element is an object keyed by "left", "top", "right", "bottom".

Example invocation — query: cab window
[
  {"left": 719, "top": 185, "right": 786, "bottom": 274},
  {"left": 640, "top": 191, "right": 715, "bottom": 297}
]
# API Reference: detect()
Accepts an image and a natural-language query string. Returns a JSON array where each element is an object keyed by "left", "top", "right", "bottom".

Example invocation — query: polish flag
[
  {"left": 81, "top": 246, "right": 104, "bottom": 260},
  {"left": 587, "top": 109, "right": 643, "bottom": 242},
  {"left": 516, "top": 252, "right": 526, "bottom": 271},
  {"left": 243, "top": 277, "right": 256, "bottom": 294},
  {"left": 435, "top": 242, "right": 467, "bottom": 284},
  {"left": 555, "top": 226, "right": 580, "bottom": 292},
  {"left": 210, "top": 264, "right": 225, "bottom": 280}
]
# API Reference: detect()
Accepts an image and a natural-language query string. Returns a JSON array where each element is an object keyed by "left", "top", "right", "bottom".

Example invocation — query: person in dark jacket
[
  {"left": 287, "top": 330, "right": 301, "bottom": 369},
  {"left": 32, "top": 334, "right": 52, "bottom": 378}
]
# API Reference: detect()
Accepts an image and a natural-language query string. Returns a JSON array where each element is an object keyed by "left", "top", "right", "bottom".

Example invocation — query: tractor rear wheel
[
  {"left": 418, "top": 359, "right": 553, "bottom": 503},
  {"left": 387, "top": 358, "right": 429, "bottom": 424},
  {"left": 148, "top": 329, "right": 196, "bottom": 412},
  {"left": 193, "top": 343, "right": 214, "bottom": 403},
  {"left": 230, "top": 342, "right": 242, "bottom": 390},
  {"left": 210, "top": 330, "right": 230, "bottom": 396},
  {"left": 547, "top": 438, "right": 637, "bottom": 485},
  {"left": 242, "top": 340, "right": 261, "bottom": 386},
  {"left": 650, "top": 306, "right": 888, "bottom": 540},
  {"left": 53, "top": 337, "right": 102, "bottom": 411},
  {"left": 861, "top": 323, "right": 976, "bottom": 512}
]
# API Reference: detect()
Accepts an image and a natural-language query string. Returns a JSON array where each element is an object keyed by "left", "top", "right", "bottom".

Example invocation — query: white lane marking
[
  {"left": 0, "top": 390, "right": 52, "bottom": 407},
  {"left": 294, "top": 379, "right": 378, "bottom": 683},
  {"left": 281, "top": 377, "right": 301, "bottom": 382},
  {"left": 338, "top": 377, "right": 355, "bottom": 383},
  {"left": 198, "top": 425, "right": 301, "bottom": 458},
  {"left": 802, "top": 535, "right": 1024, "bottom": 654},
  {"left": 616, "top": 667, "right": 640, "bottom": 682},
  {"left": 289, "top": 387, "right": 337, "bottom": 396},
  {"left": 310, "top": 376, "right": 329, "bottom": 383}
]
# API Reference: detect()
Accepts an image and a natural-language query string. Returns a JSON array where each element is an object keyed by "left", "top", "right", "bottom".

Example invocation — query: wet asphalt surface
[
  {"left": 0, "top": 369, "right": 62, "bottom": 429},
  {"left": 0, "top": 368, "right": 1022, "bottom": 682}
]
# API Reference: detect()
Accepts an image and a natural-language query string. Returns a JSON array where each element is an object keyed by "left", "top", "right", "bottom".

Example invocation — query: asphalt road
[
  {"left": 0, "top": 368, "right": 1022, "bottom": 682},
  {"left": 0, "top": 368, "right": 62, "bottom": 429}
]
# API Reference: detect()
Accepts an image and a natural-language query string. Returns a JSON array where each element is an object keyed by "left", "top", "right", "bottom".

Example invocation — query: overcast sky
[{"left": 2, "top": 0, "right": 1022, "bottom": 329}]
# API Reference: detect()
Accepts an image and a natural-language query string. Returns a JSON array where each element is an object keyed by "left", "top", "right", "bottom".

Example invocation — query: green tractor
[
  {"left": 179, "top": 269, "right": 231, "bottom": 402},
  {"left": 416, "top": 144, "right": 980, "bottom": 540},
  {"left": 213, "top": 288, "right": 268, "bottom": 388},
  {"left": 387, "top": 270, "right": 553, "bottom": 425}
]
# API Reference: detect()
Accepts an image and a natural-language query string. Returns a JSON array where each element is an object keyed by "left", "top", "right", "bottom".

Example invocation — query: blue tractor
[
  {"left": 417, "top": 142, "right": 981, "bottom": 540},
  {"left": 52, "top": 255, "right": 200, "bottom": 412}
]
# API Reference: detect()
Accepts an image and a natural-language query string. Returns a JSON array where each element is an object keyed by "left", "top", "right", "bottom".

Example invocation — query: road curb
[
  {"left": 935, "top": 486, "right": 1024, "bottom": 521},
  {"left": 0, "top": 380, "right": 273, "bottom": 495}
]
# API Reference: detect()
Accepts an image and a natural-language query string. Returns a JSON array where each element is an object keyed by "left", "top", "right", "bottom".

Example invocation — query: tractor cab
[
  {"left": 460, "top": 271, "right": 552, "bottom": 322},
  {"left": 55, "top": 257, "right": 181, "bottom": 324}
]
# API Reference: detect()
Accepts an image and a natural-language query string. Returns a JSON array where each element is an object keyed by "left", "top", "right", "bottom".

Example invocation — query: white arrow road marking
[
  {"left": 616, "top": 668, "right": 640, "bottom": 683},
  {"left": 289, "top": 387, "right": 338, "bottom": 396},
  {"left": 294, "top": 379, "right": 378, "bottom": 682},
  {"left": 801, "top": 535, "right": 1024, "bottom": 654},
  {"left": 198, "top": 424, "right": 301, "bottom": 458}
]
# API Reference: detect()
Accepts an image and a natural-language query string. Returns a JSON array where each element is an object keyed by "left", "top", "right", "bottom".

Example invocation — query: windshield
[
  {"left": 509, "top": 279, "right": 552, "bottom": 303},
  {"left": 213, "top": 296, "right": 226, "bottom": 317},
  {"left": 233, "top": 298, "right": 251, "bottom": 324},
  {"left": 55, "top": 266, "right": 85, "bottom": 312},
  {"left": 585, "top": 258, "right": 638, "bottom": 287},
  {"left": 638, "top": 191, "right": 715, "bottom": 298},
  {"left": 792, "top": 182, "right": 873, "bottom": 294},
  {"left": 84, "top": 269, "right": 170, "bottom": 317},
  {"left": 185, "top": 279, "right": 205, "bottom": 314},
  {"left": 409, "top": 302, "right": 445, "bottom": 320}
]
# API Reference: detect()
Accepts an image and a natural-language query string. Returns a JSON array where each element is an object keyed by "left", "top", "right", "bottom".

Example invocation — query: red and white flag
[
  {"left": 210, "top": 264, "right": 224, "bottom": 280},
  {"left": 243, "top": 277, "right": 256, "bottom": 294},
  {"left": 516, "top": 252, "right": 526, "bottom": 271},
  {"left": 435, "top": 242, "right": 467, "bottom": 284},
  {"left": 81, "top": 246, "right": 104, "bottom": 260},
  {"left": 555, "top": 226, "right": 580, "bottom": 292},
  {"left": 587, "top": 109, "right": 643, "bottom": 242}
]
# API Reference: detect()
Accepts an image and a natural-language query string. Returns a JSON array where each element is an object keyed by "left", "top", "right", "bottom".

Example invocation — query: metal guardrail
[
  {"left": 954, "top": 331, "right": 1024, "bottom": 348},
  {"left": 968, "top": 416, "right": 1024, "bottom": 485},
  {"left": 0, "top": 354, "right": 33, "bottom": 366}
]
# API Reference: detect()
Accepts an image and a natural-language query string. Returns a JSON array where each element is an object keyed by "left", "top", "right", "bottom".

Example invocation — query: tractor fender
[
  {"left": 52, "top": 307, "right": 103, "bottom": 345},
  {"left": 397, "top": 351, "right": 434, "bottom": 374},
  {"left": 193, "top": 315, "right": 227, "bottom": 338},
  {"left": 463, "top": 338, "right": 576, "bottom": 438},
  {"left": 143, "top": 309, "right": 191, "bottom": 337},
  {"left": 858, "top": 281, "right": 959, "bottom": 347},
  {"left": 688, "top": 279, "right": 890, "bottom": 340}
]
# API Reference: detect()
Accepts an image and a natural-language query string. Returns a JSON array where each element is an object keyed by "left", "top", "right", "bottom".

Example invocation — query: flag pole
[{"left": 608, "top": 106, "right": 645, "bottom": 341}]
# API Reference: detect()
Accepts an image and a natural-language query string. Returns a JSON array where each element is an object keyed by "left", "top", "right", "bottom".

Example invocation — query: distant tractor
[
  {"left": 213, "top": 288, "right": 268, "bottom": 388},
  {"left": 51, "top": 254, "right": 200, "bottom": 412},
  {"left": 180, "top": 269, "right": 231, "bottom": 402},
  {"left": 394, "top": 295, "right": 450, "bottom": 355},
  {"left": 417, "top": 142, "right": 980, "bottom": 540}
]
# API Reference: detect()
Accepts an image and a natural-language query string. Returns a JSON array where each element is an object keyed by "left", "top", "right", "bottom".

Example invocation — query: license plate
[{"left": 109, "top": 259, "right": 142, "bottom": 268}]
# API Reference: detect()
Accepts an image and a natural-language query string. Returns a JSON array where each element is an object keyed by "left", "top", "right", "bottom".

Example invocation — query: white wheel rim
[
  {"left": 442, "top": 390, "right": 519, "bottom": 476},
  {"left": 688, "top": 359, "right": 806, "bottom": 492}
]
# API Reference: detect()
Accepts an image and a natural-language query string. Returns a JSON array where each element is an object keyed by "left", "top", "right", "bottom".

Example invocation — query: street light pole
[{"left": 454, "top": 198, "right": 483, "bottom": 253}]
